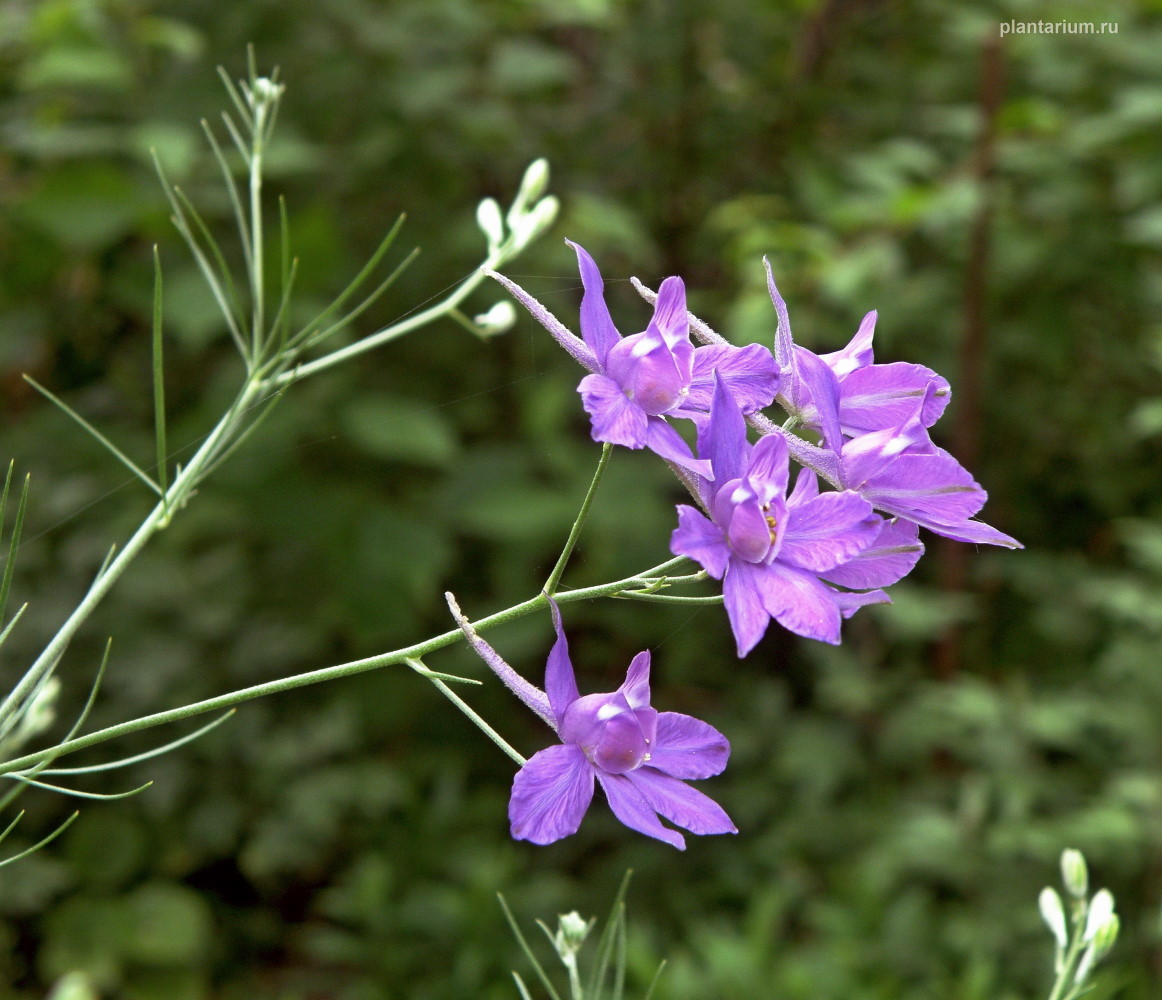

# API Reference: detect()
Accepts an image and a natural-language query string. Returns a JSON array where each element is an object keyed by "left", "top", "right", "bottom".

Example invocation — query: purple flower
[
  {"left": 488, "top": 242, "right": 780, "bottom": 475},
  {"left": 449, "top": 595, "right": 735, "bottom": 849},
  {"left": 671, "top": 375, "right": 922, "bottom": 655},
  {"left": 766, "top": 260, "right": 950, "bottom": 444},
  {"left": 838, "top": 386, "right": 1022, "bottom": 548},
  {"left": 763, "top": 260, "right": 1019, "bottom": 549}
]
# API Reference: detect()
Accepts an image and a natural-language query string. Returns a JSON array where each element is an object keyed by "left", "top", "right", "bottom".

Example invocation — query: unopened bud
[
  {"left": 473, "top": 301, "right": 516, "bottom": 335},
  {"left": 476, "top": 198, "right": 505, "bottom": 250},
  {"left": 1083, "top": 888, "right": 1116, "bottom": 943},
  {"left": 1060, "top": 848, "right": 1088, "bottom": 899},
  {"left": 1075, "top": 911, "right": 1119, "bottom": 985},
  {"left": 47, "top": 972, "right": 98, "bottom": 1000},
  {"left": 518, "top": 158, "right": 550, "bottom": 207},
  {"left": 1039, "top": 887, "right": 1067, "bottom": 949},
  {"left": 512, "top": 195, "right": 559, "bottom": 249},
  {"left": 552, "top": 911, "right": 593, "bottom": 959}
]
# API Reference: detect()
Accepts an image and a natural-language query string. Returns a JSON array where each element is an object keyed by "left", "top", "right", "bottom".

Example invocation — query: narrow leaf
[
  {"left": 0, "top": 810, "right": 77, "bottom": 869},
  {"left": 151, "top": 247, "right": 169, "bottom": 517},
  {"left": 23, "top": 380, "right": 160, "bottom": 497},
  {"left": 499, "top": 893, "right": 563, "bottom": 1000}
]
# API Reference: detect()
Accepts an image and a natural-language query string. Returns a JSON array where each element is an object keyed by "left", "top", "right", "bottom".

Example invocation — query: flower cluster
[
  {"left": 493, "top": 243, "right": 1019, "bottom": 656},
  {"left": 469, "top": 242, "right": 1020, "bottom": 848}
]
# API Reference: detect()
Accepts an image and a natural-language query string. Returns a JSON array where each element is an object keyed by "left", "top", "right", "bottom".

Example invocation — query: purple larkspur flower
[
  {"left": 765, "top": 259, "right": 950, "bottom": 444},
  {"left": 488, "top": 242, "right": 780, "bottom": 475},
  {"left": 448, "top": 595, "right": 735, "bottom": 849},
  {"left": 670, "top": 375, "right": 922, "bottom": 656},
  {"left": 837, "top": 385, "right": 1022, "bottom": 547},
  {"left": 762, "top": 260, "right": 1019, "bottom": 549}
]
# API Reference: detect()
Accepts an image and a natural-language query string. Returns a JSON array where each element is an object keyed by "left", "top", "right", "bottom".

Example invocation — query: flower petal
[
  {"left": 686, "top": 343, "right": 782, "bottom": 413},
  {"left": 568, "top": 240, "right": 621, "bottom": 367},
  {"left": 791, "top": 345, "right": 844, "bottom": 453},
  {"left": 832, "top": 586, "right": 890, "bottom": 618},
  {"left": 779, "top": 490, "right": 879, "bottom": 573},
  {"left": 644, "top": 417, "right": 713, "bottom": 478},
  {"left": 579, "top": 374, "right": 649, "bottom": 448},
  {"left": 545, "top": 599, "right": 580, "bottom": 726},
  {"left": 765, "top": 258, "right": 795, "bottom": 372},
  {"left": 626, "top": 768, "right": 737, "bottom": 836},
  {"left": 620, "top": 650, "right": 651, "bottom": 711},
  {"left": 722, "top": 560, "right": 772, "bottom": 656},
  {"left": 819, "top": 309, "right": 876, "bottom": 376},
  {"left": 757, "top": 561, "right": 844, "bottom": 645},
  {"left": 838, "top": 363, "right": 950, "bottom": 435},
  {"left": 649, "top": 711, "right": 730, "bottom": 779},
  {"left": 821, "top": 517, "right": 923, "bottom": 589},
  {"left": 650, "top": 276, "right": 690, "bottom": 352},
  {"left": 698, "top": 373, "right": 748, "bottom": 485},
  {"left": 671, "top": 505, "right": 731, "bottom": 579},
  {"left": 510, "top": 744, "right": 595, "bottom": 845},
  {"left": 595, "top": 771, "right": 686, "bottom": 849}
]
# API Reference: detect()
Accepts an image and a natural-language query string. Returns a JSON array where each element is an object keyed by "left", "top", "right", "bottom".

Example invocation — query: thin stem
[
  {"left": 0, "top": 558, "right": 687, "bottom": 774},
  {"left": 269, "top": 242, "right": 508, "bottom": 388},
  {"left": 408, "top": 659, "right": 525, "bottom": 766},
  {"left": 249, "top": 97, "right": 266, "bottom": 361},
  {"left": 544, "top": 443, "right": 612, "bottom": 595},
  {"left": 0, "top": 376, "right": 266, "bottom": 734}
]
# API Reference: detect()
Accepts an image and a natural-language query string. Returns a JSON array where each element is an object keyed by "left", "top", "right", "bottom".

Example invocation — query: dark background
[{"left": 0, "top": 0, "right": 1160, "bottom": 997}]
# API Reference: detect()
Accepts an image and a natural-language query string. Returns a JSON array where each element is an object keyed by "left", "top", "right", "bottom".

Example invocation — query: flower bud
[
  {"left": 511, "top": 195, "right": 559, "bottom": 249},
  {"left": 476, "top": 198, "right": 505, "bottom": 250},
  {"left": 1060, "top": 848, "right": 1088, "bottom": 899},
  {"left": 47, "top": 972, "right": 98, "bottom": 1000},
  {"left": 252, "top": 76, "right": 284, "bottom": 104},
  {"left": 1083, "top": 888, "right": 1115, "bottom": 942},
  {"left": 1039, "top": 887, "right": 1067, "bottom": 949},
  {"left": 1075, "top": 911, "right": 1119, "bottom": 985},
  {"left": 473, "top": 301, "right": 517, "bottom": 336},
  {"left": 553, "top": 910, "right": 593, "bottom": 958},
  {"left": 518, "top": 158, "right": 550, "bottom": 207}
]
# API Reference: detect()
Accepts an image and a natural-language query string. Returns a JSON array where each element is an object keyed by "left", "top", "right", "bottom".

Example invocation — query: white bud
[
  {"left": 1083, "top": 888, "right": 1116, "bottom": 943},
  {"left": 1039, "top": 887, "right": 1068, "bottom": 949},
  {"left": 551, "top": 911, "right": 594, "bottom": 959},
  {"left": 472, "top": 301, "right": 517, "bottom": 335},
  {"left": 476, "top": 198, "right": 505, "bottom": 250},
  {"left": 518, "top": 158, "right": 550, "bottom": 207},
  {"left": 47, "top": 973, "right": 99, "bottom": 1000},
  {"left": 1060, "top": 848, "right": 1088, "bottom": 899},
  {"left": 511, "top": 195, "right": 559, "bottom": 249}
]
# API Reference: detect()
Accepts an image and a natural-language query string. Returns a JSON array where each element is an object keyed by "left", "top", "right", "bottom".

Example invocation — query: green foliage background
[{"left": 1, "top": 0, "right": 1161, "bottom": 997}]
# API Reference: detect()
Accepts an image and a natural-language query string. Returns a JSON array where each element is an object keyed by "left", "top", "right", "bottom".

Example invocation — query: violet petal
[
  {"left": 649, "top": 711, "right": 730, "bottom": 779},
  {"left": 510, "top": 744, "right": 595, "bottom": 845},
  {"left": 626, "top": 768, "right": 737, "bottom": 836},
  {"left": 595, "top": 771, "right": 686, "bottom": 850}
]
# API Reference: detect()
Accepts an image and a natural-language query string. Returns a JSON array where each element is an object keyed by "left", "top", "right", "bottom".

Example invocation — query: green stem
[
  {"left": 544, "top": 442, "right": 612, "bottom": 595},
  {"left": 0, "top": 559, "right": 692, "bottom": 775},
  {"left": 0, "top": 376, "right": 266, "bottom": 734},
  {"left": 249, "top": 97, "right": 265, "bottom": 362},
  {"left": 269, "top": 237, "right": 518, "bottom": 388},
  {"left": 409, "top": 659, "right": 526, "bottom": 766}
]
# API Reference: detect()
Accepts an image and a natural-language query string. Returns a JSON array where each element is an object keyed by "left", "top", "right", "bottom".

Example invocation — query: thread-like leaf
[
  {"left": 0, "top": 467, "right": 28, "bottom": 626},
  {"left": 291, "top": 214, "right": 408, "bottom": 350},
  {"left": 499, "top": 893, "right": 563, "bottom": 1000},
  {"left": 23, "top": 380, "right": 160, "bottom": 497},
  {"left": 8, "top": 774, "right": 153, "bottom": 801},
  {"left": 302, "top": 246, "right": 420, "bottom": 352},
  {"left": 201, "top": 119, "right": 252, "bottom": 267},
  {"left": 40, "top": 709, "right": 235, "bottom": 776},
  {"left": 0, "top": 810, "right": 77, "bottom": 869},
  {"left": 151, "top": 247, "right": 169, "bottom": 517},
  {"left": 588, "top": 871, "right": 633, "bottom": 1000}
]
